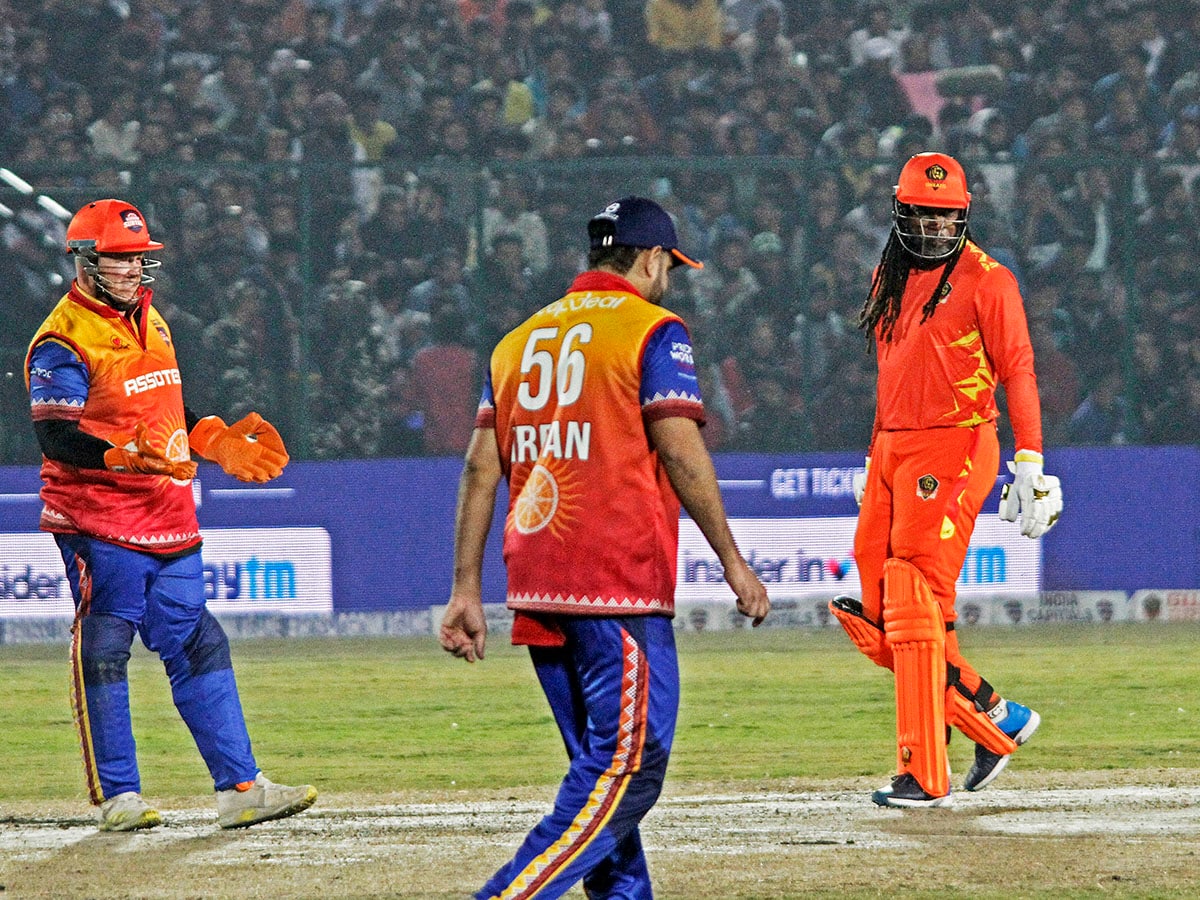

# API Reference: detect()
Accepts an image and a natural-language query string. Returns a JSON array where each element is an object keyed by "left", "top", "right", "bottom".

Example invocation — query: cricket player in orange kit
[{"left": 830, "top": 153, "right": 1063, "bottom": 807}]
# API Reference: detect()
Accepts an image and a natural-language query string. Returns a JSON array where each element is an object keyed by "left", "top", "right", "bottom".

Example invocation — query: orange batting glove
[
  {"left": 189, "top": 412, "right": 289, "bottom": 483},
  {"left": 104, "top": 423, "right": 198, "bottom": 480}
]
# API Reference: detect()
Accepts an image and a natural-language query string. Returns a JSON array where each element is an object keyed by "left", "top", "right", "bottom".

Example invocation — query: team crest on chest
[
  {"left": 937, "top": 282, "right": 953, "bottom": 304},
  {"left": 916, "top": 473, "right": 939, "bottom": 500}
]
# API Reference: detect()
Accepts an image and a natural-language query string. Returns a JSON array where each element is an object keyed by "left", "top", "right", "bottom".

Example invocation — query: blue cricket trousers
[
  {"left": 57, "top": 534, "right": 258, "bottom": 802},
  {"left": 478, "top": 614, "right": 679, "bottom": 900}
]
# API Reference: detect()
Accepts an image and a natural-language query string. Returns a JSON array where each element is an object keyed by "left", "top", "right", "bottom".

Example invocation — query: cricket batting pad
[
  {"left": 947, "top": 681, "right": 1018, "bottom": 757},
  {"left": 883, "top": 558, "right": 949, "bottom": 798},
  {"left": 830, "top": 596, "right": 893, "bottom": 669}
]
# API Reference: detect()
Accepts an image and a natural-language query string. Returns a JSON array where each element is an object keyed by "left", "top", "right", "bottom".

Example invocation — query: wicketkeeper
[{"left": 26, "top": 198, "right": 317, "bottom": 831}]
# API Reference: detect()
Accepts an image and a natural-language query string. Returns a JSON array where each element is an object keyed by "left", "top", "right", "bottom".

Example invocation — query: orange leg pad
[
  {"left": 947, "top": 689, "right": 1018, "bottom": 756},
  {"left": 883, "top": 558, "right": 949, "bottom": 798},
  {"left": 830, "top": 598, "right": 894, "bottom": 670}
]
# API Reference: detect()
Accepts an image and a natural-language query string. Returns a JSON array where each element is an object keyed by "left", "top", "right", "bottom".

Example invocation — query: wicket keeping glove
[
  {"left": 852, "top": 457, "right": 870, "bottom": 507},
  {"left": 105, "top": 423, "right": 198, "bottom": 480},
  {"left": 190, "top": 412, "right": 289, "bottom": 483},
  {"left": 998, "top": 450, "right": 1062, "bottom": 539}
]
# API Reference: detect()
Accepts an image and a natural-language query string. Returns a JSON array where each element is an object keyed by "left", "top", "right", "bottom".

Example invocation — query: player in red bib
[
  {"left": 27, "top": 199, "right": 315, "bottom": 831},
  {"left": 830, "top": 154, "right": 1063, "bottom": 807},
  {"left": 441, "top": 196, "right": 770, "bottom": 899}
]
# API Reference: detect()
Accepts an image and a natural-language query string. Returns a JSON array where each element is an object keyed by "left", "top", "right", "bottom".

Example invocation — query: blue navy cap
[{"left": 587, "top": 195, "right": 703, "bottom": 268}]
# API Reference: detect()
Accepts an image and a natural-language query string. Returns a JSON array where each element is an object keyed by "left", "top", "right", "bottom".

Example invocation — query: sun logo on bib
[
  {"left": 164, "top": 426, "right": 193, "bottom": 485},
  {"left": 513, "top": 464, "right": 559, "bottom": 534}
]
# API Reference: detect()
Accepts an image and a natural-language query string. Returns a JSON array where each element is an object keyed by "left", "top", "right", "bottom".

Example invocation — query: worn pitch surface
[{"left": 2, "top": 772, "right": 1198, "bottom": 899}]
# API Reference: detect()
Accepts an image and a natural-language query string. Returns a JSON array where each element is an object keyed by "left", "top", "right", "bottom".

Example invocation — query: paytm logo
[
  {"left": 204, "top": 557, "right": 297, "bottom": 600},
  {"left": 960, "top": 546, "right": 1006, "bottom": 584}
]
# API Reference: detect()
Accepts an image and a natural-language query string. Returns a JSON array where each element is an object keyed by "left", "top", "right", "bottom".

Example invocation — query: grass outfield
[{"left": 2, "top": 622, "right": 1198, "bottom": 802}]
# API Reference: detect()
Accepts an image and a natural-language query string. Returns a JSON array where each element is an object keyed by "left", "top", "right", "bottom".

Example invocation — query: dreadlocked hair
[{"left": 857, "top": 227, "right": 971, "bottom": 348}]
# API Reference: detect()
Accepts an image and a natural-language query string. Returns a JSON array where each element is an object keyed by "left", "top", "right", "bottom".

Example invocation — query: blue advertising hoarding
[{"left": 1, "top": 446, "right": 1196, "bottom": 617}]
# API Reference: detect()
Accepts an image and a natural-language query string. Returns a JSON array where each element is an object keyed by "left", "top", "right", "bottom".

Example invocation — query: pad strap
[{"left": 946, "top": 668, "right": 1017, "bottom": 756}]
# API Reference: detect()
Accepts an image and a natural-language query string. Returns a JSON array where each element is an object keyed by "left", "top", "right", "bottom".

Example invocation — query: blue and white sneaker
[{"left": 964, "top": 699, "right": 1041, "bottom": 792}]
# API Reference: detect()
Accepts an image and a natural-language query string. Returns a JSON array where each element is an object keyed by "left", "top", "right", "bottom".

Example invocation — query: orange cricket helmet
[
  {"left": 894, "top": 152, "right": 971, "bottom": 209},
  {"left": 65, "top": 198, "right": 164, "bottom": 256},
  {"left": 892, "top": 152, "right": 971, "bottom": 262}
]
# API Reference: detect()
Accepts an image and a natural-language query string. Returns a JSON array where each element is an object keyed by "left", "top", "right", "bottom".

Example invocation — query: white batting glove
[
  {"left": 998, "top": 450, "right": 1063, "bottom": 539},
  {"left": 852, "top": 457, "right": 869, "bottom": 507}
]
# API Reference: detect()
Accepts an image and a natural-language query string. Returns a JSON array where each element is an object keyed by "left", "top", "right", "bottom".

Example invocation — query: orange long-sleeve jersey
[{"left": 870, "top": 241, "right": 1043, "bottom": 454}]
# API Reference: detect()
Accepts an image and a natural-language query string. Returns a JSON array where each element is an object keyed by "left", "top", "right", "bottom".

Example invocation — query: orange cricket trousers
[{"left": 853, "top": 422, "right": 999, "bottom": 703}]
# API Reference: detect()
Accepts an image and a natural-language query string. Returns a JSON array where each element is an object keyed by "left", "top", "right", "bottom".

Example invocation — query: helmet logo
[{"left": 121, "top": 210, "right": 145, "bottom": 233}]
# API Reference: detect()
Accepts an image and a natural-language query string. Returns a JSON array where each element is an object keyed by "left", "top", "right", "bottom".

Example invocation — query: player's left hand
[
  {"left": 190, "top": 412, "right": 289, "bottom": 483},
  {"left": 998, "top": 450, "right": 1062, "bottom": 539},
  {"left": 440, "top": 593, "right": 488, "bottom": 662},
  {"left": 725, "top": 558, "right": 770, "bottom": 627}
]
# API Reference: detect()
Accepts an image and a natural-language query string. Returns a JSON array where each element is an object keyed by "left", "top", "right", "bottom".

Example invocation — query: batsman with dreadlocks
[{"left": 829, "top": 153, "right": 1064, "bottom": 808}]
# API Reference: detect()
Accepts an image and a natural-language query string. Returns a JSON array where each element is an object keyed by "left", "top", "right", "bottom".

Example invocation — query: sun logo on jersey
[
  {"left": 508, "top": 458, "right": 580, "bottom": 540},
  {"left": 513, "top": 464, "right": 559, "bottom": 534}
]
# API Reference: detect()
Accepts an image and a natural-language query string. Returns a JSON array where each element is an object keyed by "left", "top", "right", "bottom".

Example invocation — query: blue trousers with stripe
[
  {"left": 478, "top": 615, "right": 679, "bottom": 900},
  {"left": 57, "top": 534, "right": 258, "bottom": 802}
]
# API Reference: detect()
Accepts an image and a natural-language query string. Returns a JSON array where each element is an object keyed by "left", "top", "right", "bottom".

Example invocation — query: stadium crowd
[{"left": 1, "top": 0, "right": 1198, "bottom": 461}]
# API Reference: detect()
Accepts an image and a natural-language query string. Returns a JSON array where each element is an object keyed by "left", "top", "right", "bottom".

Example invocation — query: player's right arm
[
  {"left": 28, "top": 338, "right": 109, "bottom": 467},
  {"left": 440, "top": 425, "right": 502, "bottom": 662},
  {"left": 648, "top": 416, "right": 770, "bottom": 626}
]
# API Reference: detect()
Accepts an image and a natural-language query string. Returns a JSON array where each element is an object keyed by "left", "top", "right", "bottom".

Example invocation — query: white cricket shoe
[
  {"left": 217, "top": 773, "right": 317, "bottom": 829},
  {"left": 98, "top": 792, "right": 162, "bottom": 832}
]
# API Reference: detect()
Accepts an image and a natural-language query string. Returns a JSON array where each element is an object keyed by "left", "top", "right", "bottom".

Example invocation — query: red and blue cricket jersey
[
  {"left": 477, "top": 271, "right": 705, "bottom": 617},
  {"left": 26, "top": 284, "right": 200, "bottom": 555}
]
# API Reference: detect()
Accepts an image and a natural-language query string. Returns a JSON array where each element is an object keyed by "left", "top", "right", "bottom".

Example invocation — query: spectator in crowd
[
  {"left": 347, "top": 86, "right": 399, "bottom": 162},
  {"left": 686, "top": 229, "right": 760, "bottom": 334},
  {"left": 402, "top": 304, "right": 480, "bottom": 455},
  {"left": 731, "top": 3, "right": 795, "bottom": 74},
  {"left": 473, "top": 231, "right": 539, "bottom": 351},
  {"left": 407, "top": 241, "right": 481, "bottom": 348},
  {"left": 1066, "top": 369, "right": 1130, "bottom": 446},
  {"left": 481, "top": 174, "right": 550, "bottom": 274},
  {"left": 728, "top": 312, "right": 809, "bottom": 451},
  {"left": 86, "top": 84, "right": 141, "bottom": 163},
  {"left": 644, "top": 0, "right": 724, "bottom": 54}
]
